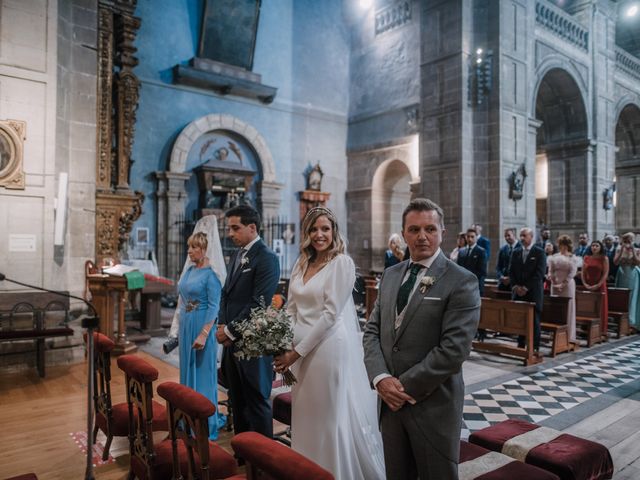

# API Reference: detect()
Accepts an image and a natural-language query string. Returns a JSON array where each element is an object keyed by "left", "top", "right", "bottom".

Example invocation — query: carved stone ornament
[
  {"left": 95, "top": 191, "right": 144, "bottom": 264},
  {"left": 0, "top": 119, "right": 27, "bottom": 190},
  {"left": 508, "top": 164, "right": 527, "bottom": 201},
  {"left": 306, "top": 163, "right": 324, "bottom": 191}
]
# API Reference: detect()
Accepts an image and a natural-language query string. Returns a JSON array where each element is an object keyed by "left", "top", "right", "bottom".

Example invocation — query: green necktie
[{"left": 397, "top": 263, "right": 425, "bottom": 314}]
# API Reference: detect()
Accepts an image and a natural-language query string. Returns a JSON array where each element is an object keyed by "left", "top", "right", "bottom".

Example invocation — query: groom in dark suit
[
  {"left": 363, "top": 198, "right": 480, "bottom": 479},
  {"left": 215, "top": 205, "right": 280, "bottom": 438}
]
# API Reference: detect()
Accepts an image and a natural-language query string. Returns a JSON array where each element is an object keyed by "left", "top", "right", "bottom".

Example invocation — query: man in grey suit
[{"left": 363, "top": 198, "right": 481, "bottom": 480}]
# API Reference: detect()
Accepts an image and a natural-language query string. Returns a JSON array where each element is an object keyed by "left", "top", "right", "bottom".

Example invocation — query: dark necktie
[
  {"left": 396, "top": 263, "right": 425, "bottom": 314},
  {"left": 231, "top": 249, "right": 245, "bottom": 277}
]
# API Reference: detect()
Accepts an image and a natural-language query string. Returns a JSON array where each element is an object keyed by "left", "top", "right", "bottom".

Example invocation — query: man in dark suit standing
[
  {"left": 603, "top": 234, "right": 618, "bottom": 282},
  {"left": 509, "top": 227, "right": 546, "bottom": 350},
  {"left": 473, "top": 223, "right": 491, "bottom": 270},
  {"left": 496, "top": 228, "right": 518, "bottom": 291},
  {"left": 535, "top": 226, "right": 552, "bottom": 249},
  {"left": 457, "top": 227, "right": 487, "bottom": 296},
  {"left": 216, "top": 205, "right": 280, "bottom": 438},
  {"left": 575, "top": 232, "right": 590, "bottom": 257}
]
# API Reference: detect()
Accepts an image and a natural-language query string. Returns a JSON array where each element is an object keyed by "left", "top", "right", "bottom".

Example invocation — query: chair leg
[
  {"left": 92, "top": 424, "right": 99, "bottom": 443},
  {"left": 102, "top": 435, "right": 113, "bottom": 461}
]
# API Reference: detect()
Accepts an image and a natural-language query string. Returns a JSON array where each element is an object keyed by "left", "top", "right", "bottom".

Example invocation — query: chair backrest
[
  {"left": 542, "top": 296, "right": 570, "bottom": 325},
  {"left": 231, "top": 432, "right": 334, "bottom": 480},
  {"left": 117, "top": 354, "right": 160, "bottom": 480},
  {"left": 157, "top": 381, "right": 215, "bottom": 480},
  {"left": 576, "top": 290, "right": 603, "bottom": 317},
  {"left": 608, "top": 287, "right": 630, "bottom": 312},
  {"left": 84, "top": 332, "right": 116, "bottom": 434}
]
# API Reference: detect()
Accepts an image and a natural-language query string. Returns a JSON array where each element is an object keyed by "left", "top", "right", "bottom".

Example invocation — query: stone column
[{"left": 257, "top": 180, "right": 283, "bottom": 221}]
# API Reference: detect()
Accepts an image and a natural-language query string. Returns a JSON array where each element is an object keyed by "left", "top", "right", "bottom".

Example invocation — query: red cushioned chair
[
  {"left": 85, "top": 332, "right": 167, "bottom": 461},
  {"left": 117, "top": 354, "right": 182, "bottom": 480},
  {"left": 157, "top": 381, "right": 237, "bottom": 480},
  {"left": 231, "top": 432, "right": 334, "bottom": 480}
]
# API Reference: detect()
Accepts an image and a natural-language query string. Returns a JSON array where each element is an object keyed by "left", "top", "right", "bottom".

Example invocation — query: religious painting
[
  {"left": 136, "top": 227, "right": 149, "bottom": 246},
  {"left": 199, "top": 0, "right": 261, "bottom": 71},
  {"left": 0, "top": 119, "right": 26, "bottom": 190}
]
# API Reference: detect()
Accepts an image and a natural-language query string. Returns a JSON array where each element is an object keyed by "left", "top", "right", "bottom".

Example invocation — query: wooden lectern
[{"left": 86, "top": 273, "right": 138, "bottom": 355}]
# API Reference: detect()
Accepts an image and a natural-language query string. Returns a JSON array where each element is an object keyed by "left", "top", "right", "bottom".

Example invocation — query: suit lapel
[
  {"left": 394, "top": 252, "right": 449, "bottom": 343},
  {"left": 226, "top": 240, "right": 262, "bottom": 291}
]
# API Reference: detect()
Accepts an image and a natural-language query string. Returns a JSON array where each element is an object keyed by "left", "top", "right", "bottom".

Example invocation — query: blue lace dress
[{"left": 178, "top": 266, "right": 225, "bottom": 439}]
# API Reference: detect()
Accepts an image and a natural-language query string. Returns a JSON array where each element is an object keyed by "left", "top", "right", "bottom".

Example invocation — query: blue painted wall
[{"left": 130, "top": 0, "right": 350, "bottom": 250}]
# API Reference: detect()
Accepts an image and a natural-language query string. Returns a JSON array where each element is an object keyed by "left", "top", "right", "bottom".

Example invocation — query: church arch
[
  {"left": 371, "top": 158, "right": 412, "bottom": 271},
  {"left": 614, "top": 102, "right": 640, "bottom": 234},
  {"left": 533, "top": 65, "right": 590, "bottom": 238}
]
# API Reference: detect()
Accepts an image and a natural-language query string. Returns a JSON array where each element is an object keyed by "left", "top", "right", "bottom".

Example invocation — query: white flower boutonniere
[
  {"left": 240, "top": 255, "right": 250, "bottom": 268},
  {"left": 419, "top": 275, "right": 436, "bottom": 294}
]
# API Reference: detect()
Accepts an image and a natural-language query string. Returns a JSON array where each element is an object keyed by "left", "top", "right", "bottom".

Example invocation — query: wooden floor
[{"left": 0, "top": 352, "right": 239, "bottom": 480}]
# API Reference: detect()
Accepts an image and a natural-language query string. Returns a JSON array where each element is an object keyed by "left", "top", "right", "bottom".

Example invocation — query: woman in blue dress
[
  {"left": 168, "top": 216, "right": 227, "bottom": 440},
  {"left": 614, "top": 232, "right": 640, "bottom": 330}
]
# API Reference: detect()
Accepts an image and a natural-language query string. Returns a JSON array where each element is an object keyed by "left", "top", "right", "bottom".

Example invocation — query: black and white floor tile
[{"left": 462, "top": 339, "right": 640, "bottom": 439}]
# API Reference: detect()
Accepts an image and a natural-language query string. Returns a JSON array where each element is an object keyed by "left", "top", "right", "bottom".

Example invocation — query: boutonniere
[
  {"left": 419, "top": 275, "right": 436, "bottom": 293},
  {"left": 240, "top": 255, "right": 250, "bottom": 267}
]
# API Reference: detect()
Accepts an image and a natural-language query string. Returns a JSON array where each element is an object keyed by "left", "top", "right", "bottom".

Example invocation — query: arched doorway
[
  {"left": 615, "top": 103, "right": 640, "bottom": 234},
  {"left": 371, "top": 159, "right": 412, "bottom": 271},
  {"left": 534, "top": 67, "right": 589, "bottom": 239}
]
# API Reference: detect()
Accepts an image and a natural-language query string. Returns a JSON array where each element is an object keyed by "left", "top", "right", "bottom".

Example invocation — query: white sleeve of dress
[{"left": 294, "top": 255, "right": 356, "bottom": 357}]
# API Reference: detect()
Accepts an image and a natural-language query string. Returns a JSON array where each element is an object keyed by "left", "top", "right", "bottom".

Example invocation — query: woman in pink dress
[
  {"left": 581, "top": 240, "right": 609, "bottom": 339},
  {"left": 547, "top": 235, "right": 578, "bottom": 343}
]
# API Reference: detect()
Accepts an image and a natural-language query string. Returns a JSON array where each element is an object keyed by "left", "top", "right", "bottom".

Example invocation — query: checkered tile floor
[{"left": 462, "top": 339, "right": 640, "bottom": 439}]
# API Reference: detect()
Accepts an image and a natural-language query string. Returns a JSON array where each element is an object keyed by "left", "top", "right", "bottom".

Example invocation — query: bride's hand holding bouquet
[{"left": 233, "top": 297, "right": 298, "bottom": 385}]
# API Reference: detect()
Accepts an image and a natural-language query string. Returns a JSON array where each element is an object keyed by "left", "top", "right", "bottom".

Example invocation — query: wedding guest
[
  {"left": 385, "top": 233, "right": 405, "bottom": 270},
  {"left": 603, "top": 234, "right": 618, "bottom": 282},
  {"left": 548, "top": 235, "right": 578, "bottom": 343},
  {"left": 449, "top": 231, "right": 467, "bottom": 262},
  {"left": 169, "top": 223, "right": 227, "bottom": 439},
  {"left": 582, "top": 240, "right": 610, "bottom": 338},
  {"left": 473, "top": 223, "right": 491, "bottom": 268},
  {"left": 544, "top": 242, "right": 558, "bottom": 256},
  {"left": 614, "top": 232, "right": 640, "bottom": 331},
  {"left": 536, "top": 226, "right": 552, "bottom": 249},
  {"left": 274, "top": 207, "right": 385, "bottom": 479},
  {"left": 457, "top": 227, "right": 487, "bottom": 295},
  {"left": 575, "top": 232, "right": 590, "bottom": 257},
  {"left": 496, "top": 228, "right": 518, "bottom": 292}
]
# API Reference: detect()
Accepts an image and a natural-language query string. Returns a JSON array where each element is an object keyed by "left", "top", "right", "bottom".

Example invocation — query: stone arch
[
  {"left": 156, "top": 114, "right": 282, "bottom": 278},
  {"left": 169, "top": 114, "right": 276, "bottom": 182},
  {"left": 614, "top": 101, "right": 640, "bottom": 234},
  {"left": 532, "top": 62, "right": 590, "bottom": 238},
  {"left": 371, "top": 158, "right": 413, "bottom": 271}
]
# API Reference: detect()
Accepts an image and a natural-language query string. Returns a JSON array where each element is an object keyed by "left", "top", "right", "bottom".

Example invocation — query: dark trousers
[
  {"left": 380, "top": 404, "right": 458, "bottom": 480},
  {"left": 222, "top": 348, "right": 273, "bottom": 438}
]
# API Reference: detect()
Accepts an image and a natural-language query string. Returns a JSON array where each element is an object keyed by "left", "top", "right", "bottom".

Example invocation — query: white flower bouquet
[{"left": 233, "top": 298, "right": 297, "bottom": 385}]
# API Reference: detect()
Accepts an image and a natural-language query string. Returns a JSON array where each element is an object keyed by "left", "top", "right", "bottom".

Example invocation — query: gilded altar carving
[
  {"left": 95, "top": 0, "right": 143, "bottom": 263},
  {"left": 0, "top": 119, "right": 26, "bottom": 190}
]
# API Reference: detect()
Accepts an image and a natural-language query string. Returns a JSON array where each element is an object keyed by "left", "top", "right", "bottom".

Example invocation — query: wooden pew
[
  {"left": 575, "top": 290, "right": 603, "bottom": 347},
  {"left": 473, "top": 297, "right": 541, "bottom": 366},
  {"left": 364, "top": 276, "right": 378, "bottom": 320},
  {"left": 540, "top": 296, "right": 575, "bottom": 357},
  {"left": 608, "top": 288, "right": 630, "bottom": 338},
  {"left": 483, "top": 285, "right": 512, "bottom": 300}
]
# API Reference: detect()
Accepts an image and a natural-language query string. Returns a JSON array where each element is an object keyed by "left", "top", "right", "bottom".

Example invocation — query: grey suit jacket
[{"left": 363, "top": 251, "right": 480, "bottom": 461}]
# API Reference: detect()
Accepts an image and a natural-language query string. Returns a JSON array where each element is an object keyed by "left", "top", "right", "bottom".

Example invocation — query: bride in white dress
[{"left": 274, "top": 207, "right": 385, "bottom": 480}]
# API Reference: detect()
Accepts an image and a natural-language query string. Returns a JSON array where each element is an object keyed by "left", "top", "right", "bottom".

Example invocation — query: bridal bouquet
[{"left": 233, "top": 298, "right": 297, "bottom": 385}]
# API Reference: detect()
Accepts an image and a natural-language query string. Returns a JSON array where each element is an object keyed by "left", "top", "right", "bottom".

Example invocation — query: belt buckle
[{"left": 185, "top": 300, "right": 199, "bottom": 312}]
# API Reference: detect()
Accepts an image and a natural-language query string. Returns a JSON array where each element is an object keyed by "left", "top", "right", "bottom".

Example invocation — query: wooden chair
[
  {"left": 157, "top": 381, "right": 237, "bottom": 480},
  {"left": 608, "top": 288, "right": 630, "bottom": 338},
  {"left": 231, "top": 432, "right": 334, "bottom": 480},
  {"left": 117, "top": 354, "right": 179, "bottom": 480},
  {"left": 540, "top": 296, "right": 575, "bottom": 357},
  {"left": 575, "top": 290, "right": 603, "bottom": 347},
  {"left": 86, "top": 332, "right": 167, "bottom": 461}
]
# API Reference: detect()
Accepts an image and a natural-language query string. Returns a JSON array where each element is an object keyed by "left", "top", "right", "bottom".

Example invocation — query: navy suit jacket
[
  {"left": 508, "top": 245, "right": 546, "bottom": 312},
  {"left": 457, "top": 245, "right": 487, "bottom": 295},
  {"left": 496, "top": 243, "right": 516, "bottom": 278},
  {"left": 219, "top": 239, "right": 280, "bottom": 396},
  {"left": 477, "top": 235, "right": 491, "bottom": 262}
]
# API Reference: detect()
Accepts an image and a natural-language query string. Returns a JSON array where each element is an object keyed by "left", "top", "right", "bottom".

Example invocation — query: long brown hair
[{"left": 294, "top": 207, "right": 345, "bottom": 276}]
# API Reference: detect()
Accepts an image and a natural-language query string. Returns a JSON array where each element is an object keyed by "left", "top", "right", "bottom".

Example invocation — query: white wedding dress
[{"left": 287, "top": 254, "right": 385, "bottom": 480}]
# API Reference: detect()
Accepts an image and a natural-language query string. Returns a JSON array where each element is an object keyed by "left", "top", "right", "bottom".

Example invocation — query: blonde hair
[
  {"left": 294, "top": 207, "right": 345, "bottom": 276},
  {"left": 557, "top": 234, "right": 573, "bottom": 253},
  {"left": 187, "top": 231, "right": 208, "bottom": 251},
  {"left": 388, "top": 233, "right": 405, "bottom": 260},
  {"left": 622, "top": 232, "right": 635, "bottom": 244}
]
